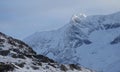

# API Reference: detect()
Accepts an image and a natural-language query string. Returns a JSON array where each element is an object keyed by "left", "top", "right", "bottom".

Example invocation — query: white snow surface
[{"left": 24, "top": 11, "right": 120, "bottom": 72}]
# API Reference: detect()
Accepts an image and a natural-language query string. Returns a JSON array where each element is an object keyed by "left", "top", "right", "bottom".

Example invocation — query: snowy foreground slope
[
  {"left": 0, "top": 32, "right": 94, "bottom": 72},
  {"left": 24, "top": 11, "right": 120, "bottom": 72}
]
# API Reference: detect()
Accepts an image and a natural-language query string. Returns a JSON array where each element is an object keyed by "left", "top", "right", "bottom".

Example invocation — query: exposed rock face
[
  {"left": 110, "top": 35, "right": 120, "bottom": 44},
  {"left": 0, "top": 32, "right": 94, "bottom": 72},
  {"left": 0, "top": 62, "right": 15, "bottom": 72}
]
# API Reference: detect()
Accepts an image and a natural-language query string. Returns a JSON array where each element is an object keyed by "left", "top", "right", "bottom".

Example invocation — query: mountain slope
[
  {"left": 24, "top": 12, "right": 120, "bottom": 72},
  {"left": 0, "top": 32, "right": 93, "bottom": 72}
]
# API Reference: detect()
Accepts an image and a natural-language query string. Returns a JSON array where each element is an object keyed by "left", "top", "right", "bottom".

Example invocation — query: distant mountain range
[
  {"left": 24, "top": 11, "right": 120, "bottom": 72},
  {"left": 0, "top": 32, "right": 93, "bottom": 72}
]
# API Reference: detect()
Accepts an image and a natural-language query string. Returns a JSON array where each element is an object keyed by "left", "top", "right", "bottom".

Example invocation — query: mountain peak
[
  {"left": 24, "top": 11, "right": 120, "bottom": 72},
  {"left": 71, "top": 13, "right": 87, "bottom": 24}
]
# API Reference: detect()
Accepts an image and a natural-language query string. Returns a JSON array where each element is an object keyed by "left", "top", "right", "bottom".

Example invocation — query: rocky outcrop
[{"left": 0, "top": 32, "right": 94, "bottom": 72}]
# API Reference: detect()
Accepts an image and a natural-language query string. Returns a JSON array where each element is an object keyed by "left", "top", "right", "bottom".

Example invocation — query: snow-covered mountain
[
  {"left": 24, "top": 11, "right": 120, "bottom": 72},
  {"left": 0, "top": 32, "right": 93, "bottom": 72}
]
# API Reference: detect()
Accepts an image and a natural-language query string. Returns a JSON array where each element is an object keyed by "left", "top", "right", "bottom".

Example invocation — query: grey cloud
[{"left": 0, "top": 0, "right": 120, "bottom": 39}]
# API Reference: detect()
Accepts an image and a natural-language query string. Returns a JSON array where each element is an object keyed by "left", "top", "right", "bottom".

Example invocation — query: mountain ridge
[
  {"left": 0, "top": 32, "right": 94, "bottom": 72},
  {"left": 24, "top": 11, "right": 120, "bottom": 72}
]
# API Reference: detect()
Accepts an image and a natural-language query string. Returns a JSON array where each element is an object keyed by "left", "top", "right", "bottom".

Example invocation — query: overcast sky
[{"left": 0, "top": 0, "right": 120, "bottom": 39}]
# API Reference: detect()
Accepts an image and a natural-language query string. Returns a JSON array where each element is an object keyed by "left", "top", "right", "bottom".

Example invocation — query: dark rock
[
  {"left": 0, "top": 39, "right": 5, "bottom": 44},
  {"left": 0, "top": 48, "right": 2, "bottom": 50},
  {"left": 12, "top": 54, "right": 25, "bottom": 59},
  {"left": 0, "top": 50, "right": 10, "bottom": 56},
  {"left": 33, "top": 55, "right": 55, "bottom": 63},
  {"left": 31, "top": 66, "right": 39, "bottom": 70},
  {"left": 25, "top": 55, "right": 33, "bottom": 58},
  {"left": 60, "top": 64, "right": 68, "bottom": 71},
  {"left": 11, "top": 49, "right": 22, "bottom": 54},
  {"left": 0, "top": 62, "right": 14, "bottom": 72},
  {"left": 0, "top": 45, "right": 4, "bottom": 48},
  {"left": 74, "top": 39, "right": 83, "bottom": 48},
  {"left": 48, "top": 63, "right": 56, "bottom": 68},
  {"left": 83, "top": 39, "right": 92, "bottom": 44},
  {"left": 15, "top": 62, "right": 25, "bottom": 68},
  {"left": 69, "top": 64, "right": 81, "bottom": 70},
  {"left": 110, "top": 35, "right": 120, "bottom": 44},
  {"left": 8, "top": 38, "right": 17, "bottom": 46},
  {"left": 35, "top": 62, "right": 42, "bottom": 66},
  {"left": 104, "top": 23, "right": 120, "bottom": 30}
]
